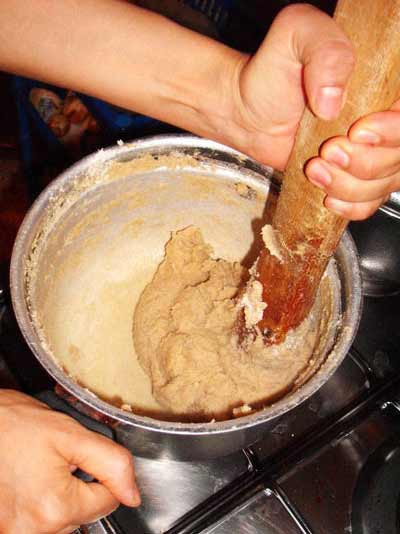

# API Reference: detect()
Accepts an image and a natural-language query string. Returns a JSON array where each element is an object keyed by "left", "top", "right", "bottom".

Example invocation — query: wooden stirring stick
[{"left": 255, "top": 0, "right": 400, "bottom": 344}]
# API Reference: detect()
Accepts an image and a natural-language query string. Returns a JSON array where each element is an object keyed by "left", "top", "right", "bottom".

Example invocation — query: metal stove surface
[{"left": 1, "top": 271, "right": 400, "bottom": 534}]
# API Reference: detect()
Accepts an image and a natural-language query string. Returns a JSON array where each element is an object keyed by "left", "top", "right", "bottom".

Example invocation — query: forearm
[{"left": 0, "top": 0, "right": 246, "bottom": 141}]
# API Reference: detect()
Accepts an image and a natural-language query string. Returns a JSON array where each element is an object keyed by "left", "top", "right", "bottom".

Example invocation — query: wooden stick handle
[{"left": 257, "top": 0, "right": 400, "bottom": 343}]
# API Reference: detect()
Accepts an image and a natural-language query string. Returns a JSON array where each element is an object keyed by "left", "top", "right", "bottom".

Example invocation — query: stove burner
[{"left": 352, "top": 432, "right": 400, "bottom": 534}]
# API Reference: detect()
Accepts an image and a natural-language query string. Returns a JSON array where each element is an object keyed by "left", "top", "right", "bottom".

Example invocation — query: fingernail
[
  {"left": 325, "top": 197, "right": 349, "bottom": 217},
  {"left": 324, "top": 145, "right": 350, "bottom": 169},
  {"left": 132, "top": 495, "right": 141, "bottom": 507},
  {"left": 316, "top": 86, "right": 344, "bottom": 120},
  {"left": 125, "top": 487, "right": 141, "bottom": 507},
  {"left": 352, "top": 128, "right": 381, "bottom": 144},
  {"left": 307, "top": 161, "right": 332, "bottom": 188}
]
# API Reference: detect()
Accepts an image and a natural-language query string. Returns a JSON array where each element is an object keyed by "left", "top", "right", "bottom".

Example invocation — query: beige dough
[{"left": 133, "top": 226, "right": 324, "bottom": 421}]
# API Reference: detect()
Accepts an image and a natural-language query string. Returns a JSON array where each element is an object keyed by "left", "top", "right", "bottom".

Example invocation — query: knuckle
[
  {"left": 273, "top": 4, "right": 319, "bottom": 33},
  {"left": 274, "top": 4, "right": 355, "bottom": 75},
  {"left": 317, "top": 39, "right": 355, "bottom": 74},
  {"left": 329, "top": 167, "right": 362, "bottom": 201},
  {"left": 362, "top": 156, "right": 379, "bottom": 180},
  {"left": 321, "top": 136, "right": 348, "bottom": 154},
  {"left": 50, "top": 411, "right": 87, "bottom": 437},
  {"left": 63, "top": 416, "right": 88, "bottom": 435},
  {"left": 277, "top": 3, "right": 320, "bottom": 22}
]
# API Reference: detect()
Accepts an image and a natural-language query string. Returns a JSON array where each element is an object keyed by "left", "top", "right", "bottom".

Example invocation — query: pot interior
[{"left": 12, "top": 137, "right": 361, "bottom": 430}]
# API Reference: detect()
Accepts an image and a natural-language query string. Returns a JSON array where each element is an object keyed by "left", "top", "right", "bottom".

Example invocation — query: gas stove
[{"left": 1, "top": 219, "right": 400, "bottom": 534}]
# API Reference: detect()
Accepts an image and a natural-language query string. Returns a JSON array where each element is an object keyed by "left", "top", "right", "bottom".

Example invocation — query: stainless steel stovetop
[{"left": 1, "top": 220, "right": 400, "bottom": 534}]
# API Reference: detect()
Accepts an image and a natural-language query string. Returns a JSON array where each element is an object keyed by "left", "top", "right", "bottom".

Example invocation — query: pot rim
[{"left": 10, "top": 134, "right": 363, "bottom": 436}]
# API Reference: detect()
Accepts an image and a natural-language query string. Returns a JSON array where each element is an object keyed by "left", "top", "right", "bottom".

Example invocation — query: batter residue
[{"left": 133, "top": 226, "right": 326, "bottom": 421}]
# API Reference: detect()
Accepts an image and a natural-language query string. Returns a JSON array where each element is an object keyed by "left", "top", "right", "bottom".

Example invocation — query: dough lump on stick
[{"left": 133, "top": 226, "right": 325, "bottom": 421}]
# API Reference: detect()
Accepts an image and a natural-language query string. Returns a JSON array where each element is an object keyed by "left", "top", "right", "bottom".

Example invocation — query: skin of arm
[
  {"left": 0, "top": 0, "right": 246, "bottom": 148},
  {"left": 3, "top": 0, "right": 400, "bottom": 220},
  {"left": 0, "top": 3, "right": 399, "bottom": 530},
  {"left": 0, "top": 0, "right": 353, "bottom": 169}
]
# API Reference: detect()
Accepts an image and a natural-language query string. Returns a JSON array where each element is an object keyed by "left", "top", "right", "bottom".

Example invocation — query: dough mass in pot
[{"left": 133, "top": 226, "right": 326, "bottom": 421}]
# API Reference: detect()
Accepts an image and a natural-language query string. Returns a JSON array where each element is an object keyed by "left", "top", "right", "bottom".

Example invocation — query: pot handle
[{"left": 35, "top": 390, "right": 115, "bottom": 482}]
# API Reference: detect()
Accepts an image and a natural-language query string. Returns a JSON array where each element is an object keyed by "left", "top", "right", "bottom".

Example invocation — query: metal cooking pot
[
  {"left": 10, "top": 135, "right": 362, "bottom": 460},
  {"left": 349, "top": 192, "right": 400, "bottom": 297}
]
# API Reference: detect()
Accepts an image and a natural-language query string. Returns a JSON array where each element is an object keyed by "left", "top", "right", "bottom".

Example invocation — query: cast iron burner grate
[{"left": 1, "top": 287, "right": 400, "bottom": 534}]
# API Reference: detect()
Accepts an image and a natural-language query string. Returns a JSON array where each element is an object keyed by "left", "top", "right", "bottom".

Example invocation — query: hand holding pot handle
[
  {"left": 0, "top": 389, "right": 140, "bottom": 534},
  {"left": 35, "top": 390, "right": 115, "bottom": 482}
]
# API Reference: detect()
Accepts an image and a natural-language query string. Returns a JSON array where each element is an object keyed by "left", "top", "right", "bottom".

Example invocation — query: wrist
[
  {"left": 84, "top": 1, "right": 251, "bottom": 147},
  {"left": 185, "top": 49, "right": 251, "bottom": 147},
  {"left": 114, "top": 8, "right": 249, "bottom": 146},
  {"left": 0, "top": 0, "right": 250, "bottom": 150}
]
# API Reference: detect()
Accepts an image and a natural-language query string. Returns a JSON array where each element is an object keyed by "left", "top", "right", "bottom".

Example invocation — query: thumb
[
  {"left": 63, "top": 479, "right": 120, "bottom": 526},
  {"left": 291, "top": 4, "right": 355, "bottom": 120},
  {"left": 55, "top": 424, "right": 141, "bottom": 507}
]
